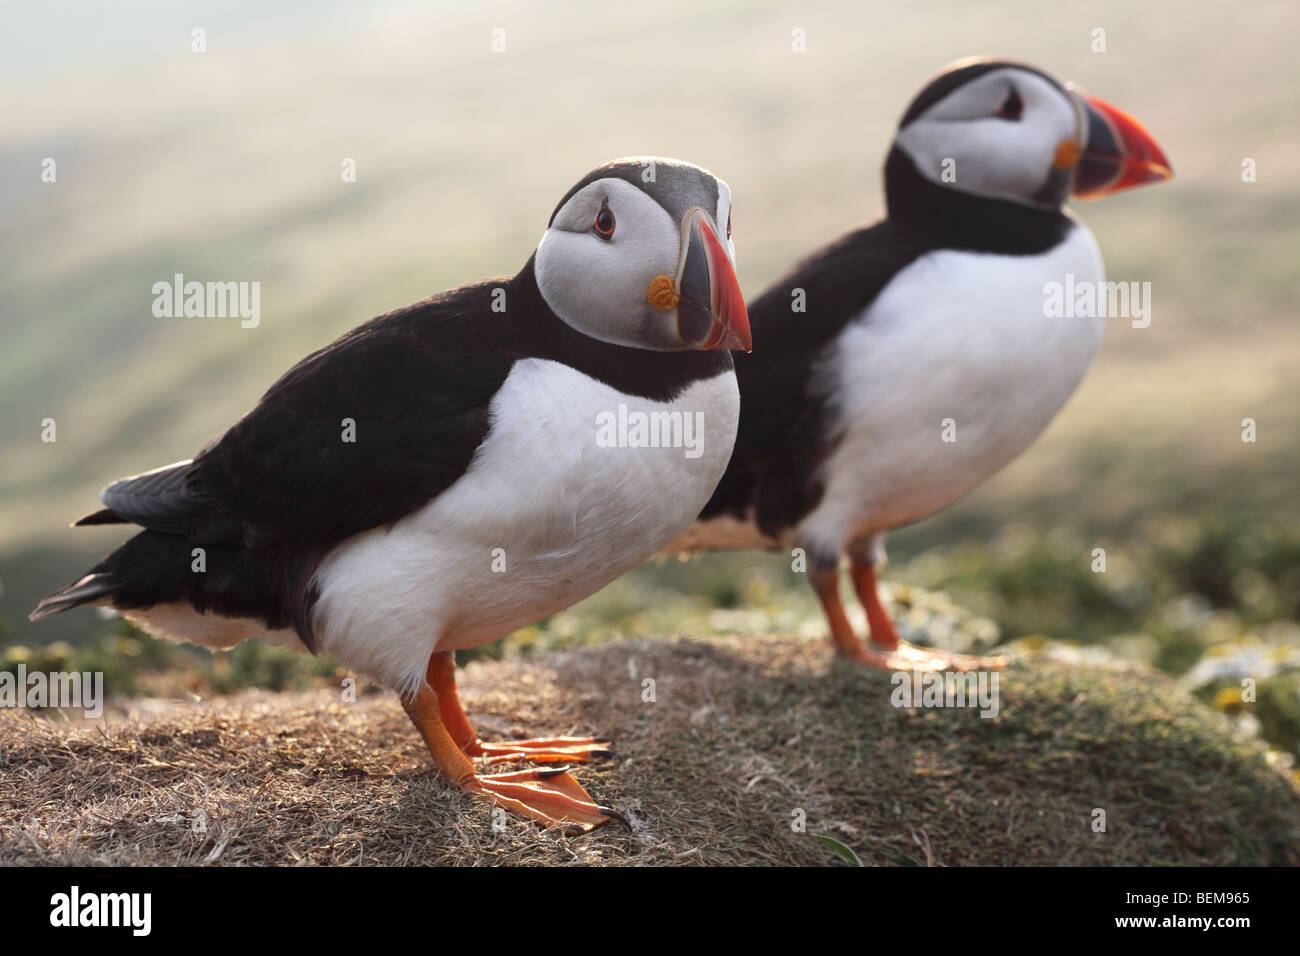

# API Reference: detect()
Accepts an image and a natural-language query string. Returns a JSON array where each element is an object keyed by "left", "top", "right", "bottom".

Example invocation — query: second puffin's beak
[
  {"left": 671, "top": 208, "right": 751, "bottom": 352},
  {"left": 1070, "top": 89, "right": 1173, "bottom": 198}
]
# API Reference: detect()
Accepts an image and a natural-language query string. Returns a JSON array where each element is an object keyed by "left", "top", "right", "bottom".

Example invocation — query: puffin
[
  {"left": 31, "top": 157, "right": 750, "bottom": 831},
  {"left": 673, "top": 58, "right": 1172, "bottom": 672}
]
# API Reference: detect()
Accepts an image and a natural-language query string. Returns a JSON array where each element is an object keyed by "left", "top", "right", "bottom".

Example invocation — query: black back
[{"left": 100, "top": 261, "right": 731, "bottom": 550}]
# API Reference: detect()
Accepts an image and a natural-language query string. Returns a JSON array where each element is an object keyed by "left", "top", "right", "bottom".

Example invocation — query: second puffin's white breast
[
  {"left": 800, "top": 221, "right": 1105, "bottom": 554},
  {"left": 310, "top": 357, "right": 739, "bottom": 695}
]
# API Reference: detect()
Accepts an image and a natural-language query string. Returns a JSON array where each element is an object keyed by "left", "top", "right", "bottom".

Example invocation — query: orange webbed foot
[
  {"left": 466, "top": 735, "right": 616, "bottom": 765},
  {"left": 840, "top": 560, "right": 1006, "bottom": 672},
  {"left": 405, "top": 653, "right": 629, "bottom": 833},
  {"left": 844, "top": 639, "right": 1007, "bottom": 673},
  {"left": 469, "top": 767, "right": 629, "bottom": 833}
]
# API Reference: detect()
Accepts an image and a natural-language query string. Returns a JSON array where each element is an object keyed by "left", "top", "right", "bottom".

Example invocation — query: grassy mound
[{"left": 1, "top": 633, "right": 1296, "bottom": 866}]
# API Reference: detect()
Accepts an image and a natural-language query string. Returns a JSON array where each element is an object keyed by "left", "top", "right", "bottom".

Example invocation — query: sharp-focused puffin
[
  {"left": 674, "top": 58, "right": 1172, "bottom": 671},
  {"left": 32, "top": 157, "right": 750, "bottom": 831}
]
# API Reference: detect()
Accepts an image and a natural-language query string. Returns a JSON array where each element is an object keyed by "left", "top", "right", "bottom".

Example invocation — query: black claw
[
  {"left": 597, "top": 807, "right": 633, "bottom": 831},
  {"left": 536, "top": 766, "right": 572, "bottom": 779},
  {"left": 590, "top": 749, "right": 619, "bottom": 761}
]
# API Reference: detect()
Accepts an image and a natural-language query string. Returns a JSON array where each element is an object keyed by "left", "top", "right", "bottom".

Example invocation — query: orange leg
[
  {"left": 849, "top": 561, "right": 1006, "bottom": 673},
  {"left": 849, "top": 562, "right": 902, "bottom": 650},
  {"left": 425, "top": 653, "right": 615, "bottom": 764},
  {"left": 402, "top": 660, "right": 624, "bottom": 833},
  {"left": 810, "top": 565, "right": 870, "bottom": 661}
]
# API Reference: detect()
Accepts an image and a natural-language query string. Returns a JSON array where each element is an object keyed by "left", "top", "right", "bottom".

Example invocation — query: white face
[
  {"left": 895, "top": 67, "right": 1084, "bottom": 207},
  {"left": 535, "top": 176, "right": 735, "bottom": 351}
]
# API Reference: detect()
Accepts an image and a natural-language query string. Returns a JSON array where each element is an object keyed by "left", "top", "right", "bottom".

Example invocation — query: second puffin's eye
[
  {"left": 593, "top": 203, "right": 616, "bottom": 240},
  {"left": 997, "top": 89, "right": 1024, "bottom": 121}
]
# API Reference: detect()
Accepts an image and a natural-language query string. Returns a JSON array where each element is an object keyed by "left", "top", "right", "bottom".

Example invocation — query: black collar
[
  {"left": 504, "top": 256, "right": 733, "bottom": 402},
  {"left": 884, "top": 145, "right": 1073, "bottom": 256}
]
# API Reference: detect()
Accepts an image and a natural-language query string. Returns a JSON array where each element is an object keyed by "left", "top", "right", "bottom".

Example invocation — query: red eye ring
[{"left": 593, "top": 204, "right": 616, "bottom": 240}]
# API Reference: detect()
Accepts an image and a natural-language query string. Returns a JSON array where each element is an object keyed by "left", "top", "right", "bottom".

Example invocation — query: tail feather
[
  {"left": 29, "top": 573, "right": 116, "bottom": 622},
  {"left": 30, "top": 530, "right": 320, "bottom": 649},
  {"left": 74, "top": 508, "right": 125, "bottom": 527}
]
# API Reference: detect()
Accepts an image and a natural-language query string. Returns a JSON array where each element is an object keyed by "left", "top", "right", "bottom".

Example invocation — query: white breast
[
  {"left": 799, "top": 222, "right": 1105, "bottom": 557},
  {"left": 310, "top": 357, "right": 739, "bottom": 696}
]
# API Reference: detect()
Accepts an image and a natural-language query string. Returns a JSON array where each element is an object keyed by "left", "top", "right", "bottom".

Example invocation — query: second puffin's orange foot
[
  {"left": 468, "top": 736, "right": 616, "bottom": 765},
  {"left": 847, "top": 640, "right": 1007, "bottom": 673},
  {"left": 470, "top": 767, "right": 628, "bottom": 833}
]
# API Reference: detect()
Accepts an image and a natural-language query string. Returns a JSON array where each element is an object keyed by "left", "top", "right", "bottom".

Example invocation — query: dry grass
[{"left": 2, "top": 633, "right": 1297, "bottom": 866}]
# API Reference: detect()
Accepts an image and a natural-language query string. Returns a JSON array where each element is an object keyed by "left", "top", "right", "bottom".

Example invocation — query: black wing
[
  {"left": 701, "top": 219, "right": 927, "bottom": 537},
  {"left": 86, "top": 282, "right": 516, "bottom": 550}
]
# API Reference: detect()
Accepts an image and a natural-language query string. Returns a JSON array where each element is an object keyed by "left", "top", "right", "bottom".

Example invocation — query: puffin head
[
  {"left": 891, "top": 57, "right": 1172, "bottom": 209},
  {"left": 535, "top": 156, "right": 750, "bottom": 353}
]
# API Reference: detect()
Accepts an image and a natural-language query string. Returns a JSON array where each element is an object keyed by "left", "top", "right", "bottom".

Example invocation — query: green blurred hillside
[{"left": 2, "top": 0, "right": 1298, "bottom": 756}]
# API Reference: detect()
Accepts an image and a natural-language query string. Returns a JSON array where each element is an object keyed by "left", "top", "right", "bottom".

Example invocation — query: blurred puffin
[
  {"left": 674, "top": 59, "right": 1172, "bottom": 671},
  {"left": 32, "top": 157, "right": 750, "bottom": 831}
]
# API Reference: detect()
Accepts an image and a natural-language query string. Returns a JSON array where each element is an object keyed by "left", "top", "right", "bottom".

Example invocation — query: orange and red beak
[
  {"left": 1071, "top": 90, "right": 1173, "bottom": 199},
  {"left": 675, "top": 208, "right": 751, "bottom": 352}
]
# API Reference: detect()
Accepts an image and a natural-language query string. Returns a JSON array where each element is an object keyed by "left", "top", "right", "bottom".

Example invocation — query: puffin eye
[
  {"left": 726, "top": 211, "right": 732, "bottom": 240},
  {"left": 593, "top": 203, "right": 616, "bottom": 240},
  {"left": 997, "top": 89, "right": 1024, "bottom": 121}
]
